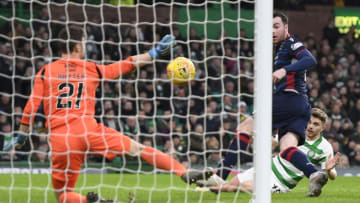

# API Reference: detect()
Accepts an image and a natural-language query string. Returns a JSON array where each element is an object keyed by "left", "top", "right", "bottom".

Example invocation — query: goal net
[{"left": 0, "top": 0, "right": 272, "bottom": 202}]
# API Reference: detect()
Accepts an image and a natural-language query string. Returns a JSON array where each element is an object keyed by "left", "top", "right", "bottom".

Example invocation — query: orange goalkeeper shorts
[{"left": 50, "top": 119, "right": 132, "bottom": 190}]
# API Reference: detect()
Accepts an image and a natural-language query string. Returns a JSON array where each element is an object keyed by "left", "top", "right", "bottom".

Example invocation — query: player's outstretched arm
[
  {"left": 325, "top": 152, "right": 341, "bottom": 180},
  {"left": 100, "top": 35, "right": 177, "bottom": 79},
  {"left": 132, "top": 34, "right": 177, "bottom": 67}
]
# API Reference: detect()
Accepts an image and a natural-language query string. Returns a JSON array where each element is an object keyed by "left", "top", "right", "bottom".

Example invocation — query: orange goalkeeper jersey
[{"left": 21, "top": 57, "right": 135, "bottom": 129}]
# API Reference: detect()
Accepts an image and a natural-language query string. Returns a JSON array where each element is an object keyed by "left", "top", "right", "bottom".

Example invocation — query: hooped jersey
[
  {"left": 21, "top": 57, "right": 135, "bottom": 129},
  {"left": 271, "top": 136, "right": 333, "bottom": 190}
]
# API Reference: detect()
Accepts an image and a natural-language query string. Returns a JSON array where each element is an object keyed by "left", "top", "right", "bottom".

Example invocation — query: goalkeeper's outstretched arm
[
  {"left": 98, "top": 34, "right": 176, "bottom": 79},
  {"left": 133, "top": 34, "right": 176, "bottom": 66}
]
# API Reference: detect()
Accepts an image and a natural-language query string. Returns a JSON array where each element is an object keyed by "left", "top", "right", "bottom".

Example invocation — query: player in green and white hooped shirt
[{"left": 208, "top": 108, "right": 341, "bottom": 194}]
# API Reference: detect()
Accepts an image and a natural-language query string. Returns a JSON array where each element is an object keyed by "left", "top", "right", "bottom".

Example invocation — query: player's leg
[
  {"left": 210, "top": 177, "right": 253, "bottom": 193},
  {"left": 279, "top": 131, "right": 328, "bottom": 197},
  {"left": 274, "top": 93, "right": 328, "bottom": 196},
  {"left": 126, "top": 135, "right": 212, "bottom": 184},
  {"left": 50, "top": 131, "right": 87, "bottom": 203},
  {"left": 59, "top": 191, "right": 122, "bottom": 203},
  {"left": 128, "top": 137, "right": 188, "bottom": 176},
  {"left": 88, "top": 124, "right": 187, "bottom": 175},
  {"left": 52, "top": 152, "right": 86, "bottom": 203},
  {"left": 89, "top": 124, "right": 211, "bottom": 184},
  {"left": 279, "top": 131, "right": 319, "bottom": 178},
  {"left": 216, "top": 117, "right": 253, "bottom": 180},
  {"left": 210, "top": 167, "right": 254, "bottom": 193},
  {"left": 274, "top": 93, "right": 317, "bottom": 178},
  {"left": 277, "top": 113, "right": 328, "bottom": 195},
  {"left": 57, "top": 192, "right": 86, "bottom": 203},
  {"left": 210, "top": 176, "right": 241, "bottom": 192}
]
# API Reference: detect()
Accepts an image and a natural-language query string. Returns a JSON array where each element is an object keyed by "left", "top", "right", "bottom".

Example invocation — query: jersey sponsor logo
[
  {"left": 307, "top": 150, "right": 315, "bottom": 159},
  {"left": 291, "top": 42, "right": 303, "bottom": 50}
]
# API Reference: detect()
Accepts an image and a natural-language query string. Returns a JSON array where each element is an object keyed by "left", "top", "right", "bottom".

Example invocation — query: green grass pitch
[{"left": 0, "top": 174, "right": 359, "bottom": 203}]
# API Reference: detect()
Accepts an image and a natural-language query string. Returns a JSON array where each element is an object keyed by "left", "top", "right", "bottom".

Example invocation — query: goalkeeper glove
[
  {"left": 148, "top": 34, "right": 177, "bottom": 59},
  {"left": 3, "top": 132, "right": 28, "bottom": 152}
]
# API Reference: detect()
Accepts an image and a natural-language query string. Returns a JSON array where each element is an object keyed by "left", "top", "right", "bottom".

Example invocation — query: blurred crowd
[{"left": 0, "top": 5, "right": 359, "bottom": 169}]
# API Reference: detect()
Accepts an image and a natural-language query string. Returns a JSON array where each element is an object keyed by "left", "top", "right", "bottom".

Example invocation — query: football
[{"left": 166, "top": 57, "right": 196, "bottom": 85}]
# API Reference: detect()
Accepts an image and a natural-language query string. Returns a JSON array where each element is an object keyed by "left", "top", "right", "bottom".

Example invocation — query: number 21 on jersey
[{"left": 56, "top": 82, "right": 84, "bottom": 109}]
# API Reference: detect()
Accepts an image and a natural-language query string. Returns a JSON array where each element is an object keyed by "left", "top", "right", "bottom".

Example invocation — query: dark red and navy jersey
[{"left": 274, "top": 34, "right": 316, "bottom": 95}]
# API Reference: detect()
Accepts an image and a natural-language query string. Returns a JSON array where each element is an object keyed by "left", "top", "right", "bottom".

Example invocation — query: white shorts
[{"left": 237, "top": 167, "right": 290, "bottom": 193}]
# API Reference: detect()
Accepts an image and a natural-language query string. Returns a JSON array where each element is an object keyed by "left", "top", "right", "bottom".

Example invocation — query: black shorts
[{"left": 272, "top": 91, "right": 311, "bottom": 145}]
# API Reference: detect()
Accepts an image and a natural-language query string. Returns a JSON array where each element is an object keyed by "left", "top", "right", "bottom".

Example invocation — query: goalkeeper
[
  {"left": 201, "top": 108, "right": 341, "bottom": 194},
  {"left": 3, "top": 26, "right": 211, "bottom": 203}
]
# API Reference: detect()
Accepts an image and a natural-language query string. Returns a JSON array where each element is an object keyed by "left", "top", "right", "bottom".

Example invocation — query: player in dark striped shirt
[{"left": 203, "top": 12, "right": 328, "bottom": 197}]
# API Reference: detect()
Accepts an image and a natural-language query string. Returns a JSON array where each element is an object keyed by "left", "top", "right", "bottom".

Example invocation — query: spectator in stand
[
  {"left": 189, "top": 98, "right": 204, "bottom": 115},
  {"left": 206, "top": 136, "right": 221, "bottom": 165},
  {"left": 156, "top": 110, "right": 172, "bottom": 134},
  {"left": 338, "top": 154, "right": 350, "bottom": 168},
  {"left": 1, "top": 122, "right": 15, "bottom": 160},
  {"left": 0, "top": 43, "right": 13, "bottom": 94},
  {"left": 142, "top": 138, "right": 153, "bottom": 147},
  {"left": 0, "top": 93, "right": 12, "bottom": 114},
  {"left": 103, "top": 109, "right": 121, "bottom": 132},
  {"left": 349, "top": 144, "right": 360, "bottom": 166},
  {"left": 189, "top": 153, "right": 201, "bottom": 167},
  {"left": 207, "top": 58, "right": 222, "bottom": 93},
  {"left": 323, "top": 18, "right": 341, "bottom": 48},
  {"left": 223, "top": 95, "right": 238, "bottom": 116},
  {"left": 218, "top": 119, "right": 234, "bottom": 150},
  {"left": 172, "top": 135, "right": 186, "bottom": 161},
  {"left": 309, "top": 88, "right": 319, "bottom": 107},
  {"left": 189, "top": 124, "right": 205, "bottom": 152},
  {"left": 239, "top": 101, "right": 249, "bottom": 122},
  {"left": 0, "top": 112, "right": 8, "bottom": 153},
  {"left": 121, "top": 100, "right": 136, "bottom": 117},
  {"left": 123, "top": 116, "right": 138, "bottom": 140},
  {"left": 330, "top": 102, "right": 343, "bottom": 121},
  {"left": 349, "top": 121, "right": 360, "bottom": 144},
  {"left": 33, "top": 132, "right": 49, "bottom": 163},
  {"left": 173, "top": 88, "right": 188, "bottom": 118},
  {"left": 349, "top": 99, "right": 360, "bottom": 124},
  {"left": 224, "top": 80, "right": 236, "bottom": 96},
  {"left": 321, "top": 74, "right": 336, "bottom": 94},
  {"left": 163, "top": 139, "right": 175, "bottom": 156},
  {"left": 206, "top": 100, "right": 221, "bottom": 133}
]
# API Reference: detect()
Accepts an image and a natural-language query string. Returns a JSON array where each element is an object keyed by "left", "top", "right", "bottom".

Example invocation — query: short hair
[
  {"left": 311, "top": 108, "right": 328, "bottom": 124},
  {"left": 58, "top": 26, "right": 85, "bottom": 54},
  {"left": 273, "top": 11, "right": 288, "bottom": 25}
]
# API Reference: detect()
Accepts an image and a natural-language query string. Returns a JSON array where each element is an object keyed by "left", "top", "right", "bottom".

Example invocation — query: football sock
[
  {"left": 141, "top": 146, "right": 187, "bottom": 176},
  {"left": 216, "top": 132, "right": 251, "bottom": 180},
  {"left": 280, "top": 146, "right": 318, "bottom": 178},
  {"left": 59, "top": 191, "right": 86, "bottom": 203}
]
